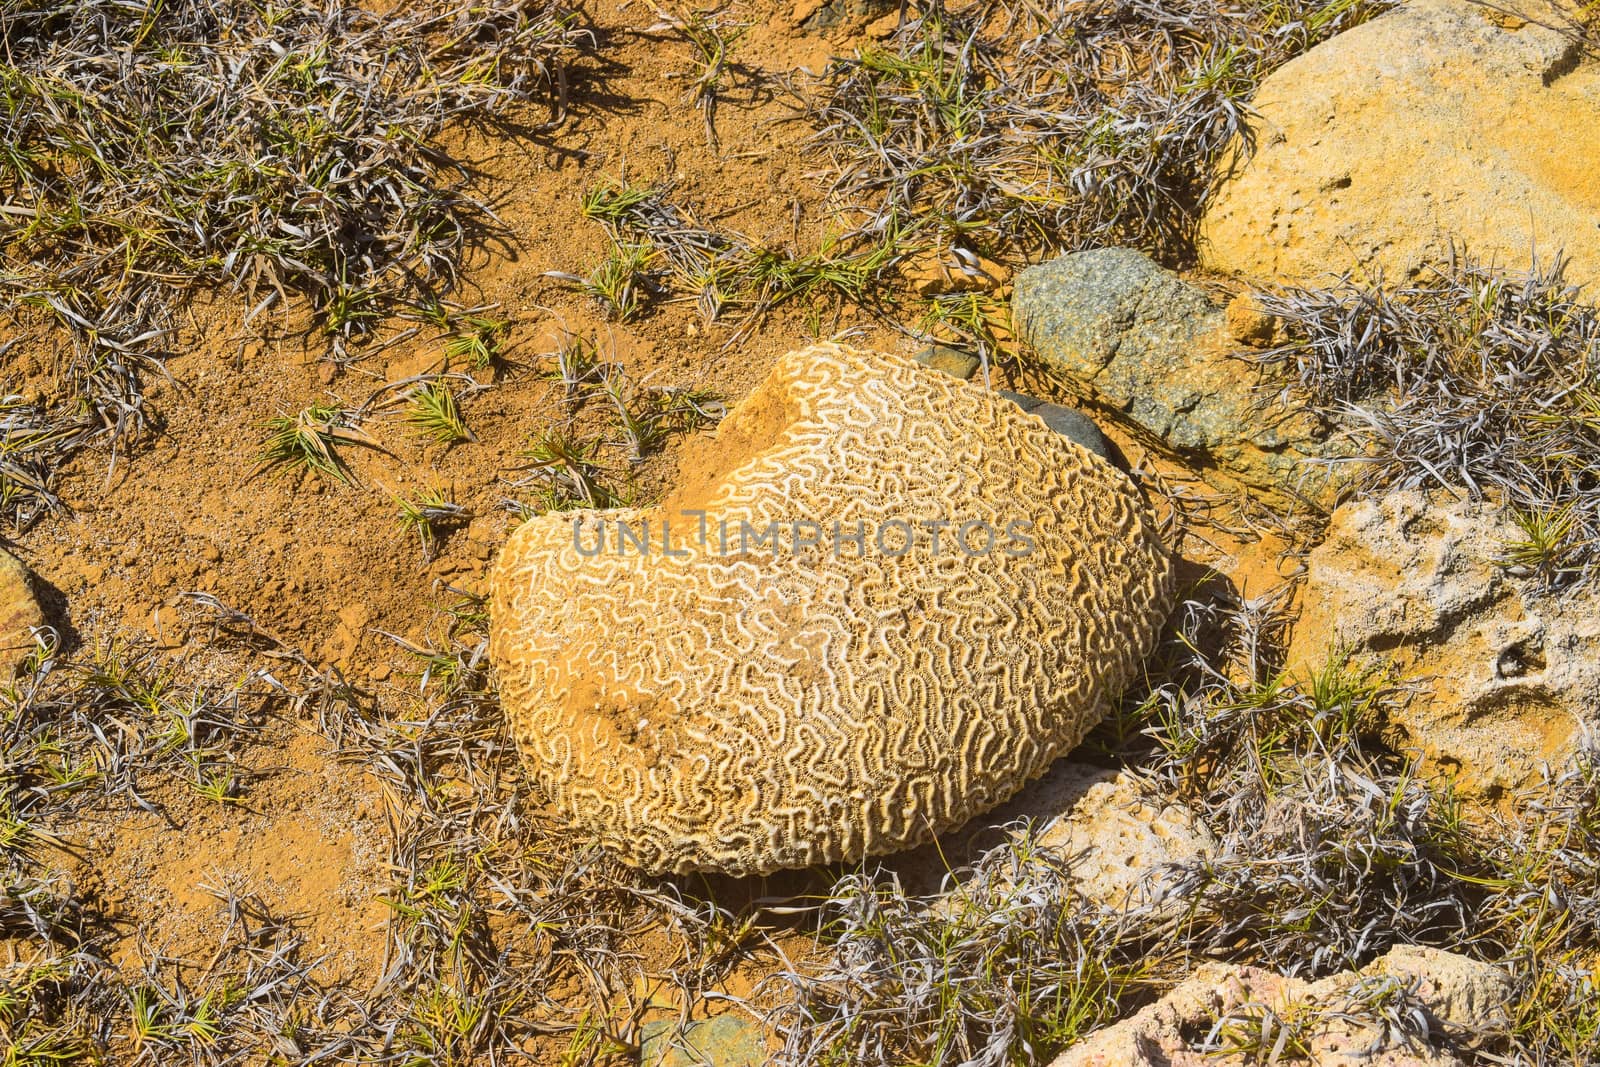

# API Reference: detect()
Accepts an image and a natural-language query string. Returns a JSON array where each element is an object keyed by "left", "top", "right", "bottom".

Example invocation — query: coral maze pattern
[{"left": 490, "top": 344, "right": 1174, "bottom": 875}]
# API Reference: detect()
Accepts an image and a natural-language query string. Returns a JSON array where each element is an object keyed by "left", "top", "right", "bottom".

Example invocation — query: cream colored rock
[
  {"left": 1366, "top": 945, "right": 1514, "bottom": 1036},
  {"left": 489, "top": 344, "right": 1173, "bottom": 876},
  {"left": 1016, "top": 764, "right": 1213, "bottom": 911},
  {"left": 924, "top": 763, "right": 1214, "bottom": 916},
  {"left": 1201, "top": 0, "right": 1600, "bottom": 287},
  {"left": 0, "top": 549, "right": 44, "bottom": 674},
  {"left": 1287, "top": 491, "right": 1600, "bottom": 800},
  {"left": 1051, "top": 946, "right": 1509, "bottom": 1066}
]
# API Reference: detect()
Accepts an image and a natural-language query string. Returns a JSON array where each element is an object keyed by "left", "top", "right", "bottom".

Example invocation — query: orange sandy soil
[{"left": 5, "top": 0, "right": 1295, "bottom": 1059}]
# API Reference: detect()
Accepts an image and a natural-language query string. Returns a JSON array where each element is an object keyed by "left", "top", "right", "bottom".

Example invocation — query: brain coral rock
[{"left": 489, "top": 343, "right": 1173, "bottom": 875}]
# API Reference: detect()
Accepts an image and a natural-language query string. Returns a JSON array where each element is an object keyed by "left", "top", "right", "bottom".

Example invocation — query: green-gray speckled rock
[
  {"left": 640, "top": 1016, "right": 768, "bottom": 1067},
  {"left": 913, "top": 344, "right": 982, "bottom": 381},
  {"left": 998, "top": 391, "right": 1112, "bottom": 463},
  {"left": 914, "top": 344, "right": 1114, "bottom": 462},
  {"left": 1013, "top": 247, "right": 1340, "bottom": 506},
  {"left": 800, "top": 0, "right": 894, "bottom": 30}
]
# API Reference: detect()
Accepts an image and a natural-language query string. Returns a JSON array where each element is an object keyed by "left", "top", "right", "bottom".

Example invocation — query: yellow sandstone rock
[
  {"left": 0, "top": 549, "right": 44, "bottom": 674},
  {"left": 1202, "top": 0, "right": 1600, "bottom": 287}
]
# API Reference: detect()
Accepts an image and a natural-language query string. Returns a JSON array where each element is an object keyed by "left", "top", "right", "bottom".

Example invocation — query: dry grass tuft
[
  {"left": 0, "top": 0, "right": 591, "bottom": 521},
  {"left": 1254, "top": 250, "right": 1600, "bottom": 589},
  {"left": 796, "top": 0, "right": 1388, "bottom": 267}
]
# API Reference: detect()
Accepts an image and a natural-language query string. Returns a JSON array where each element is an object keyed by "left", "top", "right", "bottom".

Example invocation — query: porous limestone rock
[
  {"left": 1366, "top": 945, "right": 1515, "bottom": 1038},
  {"left": 1028, "top": 766, "right": 1213, "bottom": 911},
  {"left": 1013, "top": 247, "right": 1336, "bottom": 506},
  {"left": 490, "top": 343, "right": 1173, "bottom": 876},
  {"left": 1200, "top": 0, "right": 1600, "bottom": 287},
  {"left": 919, "top": 763, "right": 1214, "bottom": 915},
  {"left": 0, "top": 549, "right": 44, "bottom": 675},
  {"left": 971, "top": 763, "right": 1215, "bottom": 911},
  {"left": 1050, "top": 946, "right": 1511, "bottom": 1067},
  {"left": 1287, "top": 491, "right": 1600, "bottom": 799}
]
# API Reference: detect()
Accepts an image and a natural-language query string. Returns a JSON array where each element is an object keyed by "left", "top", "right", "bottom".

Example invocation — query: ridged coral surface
[{"left": 490, "top": 343, "right": 1173, "bottom": 875}]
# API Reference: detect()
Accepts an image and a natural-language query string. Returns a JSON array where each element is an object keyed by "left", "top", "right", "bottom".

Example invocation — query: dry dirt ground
[{"left": 4, "top": 0, "right": 1296, "bottom": 1060}]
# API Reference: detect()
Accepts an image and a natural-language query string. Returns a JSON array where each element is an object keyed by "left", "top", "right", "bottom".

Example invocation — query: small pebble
[
  {"left": 1225, "top": 292, "right": 1278, "bottom": 347},
  {"left": 913, "top": 345, "right": 981, "bottom": 380}
]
